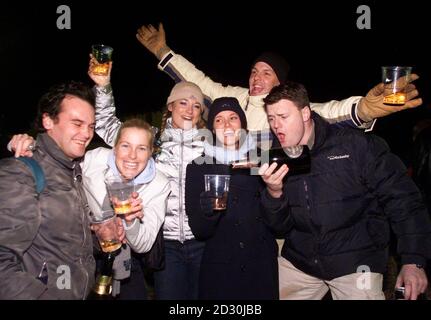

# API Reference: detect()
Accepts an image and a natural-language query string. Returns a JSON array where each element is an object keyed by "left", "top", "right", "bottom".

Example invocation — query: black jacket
[
  {"left": 261, "top": 113, "right": 431, "bottom": 280},
  {"left": 185, "top": 160, "right": 278, "bottom": 299},
  {"left": 412, "top": 126, "right": 431, "bottom": 211}
]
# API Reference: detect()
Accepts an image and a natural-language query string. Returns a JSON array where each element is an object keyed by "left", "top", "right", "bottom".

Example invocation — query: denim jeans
[{"left": 153, "top": 239, "right": 205, "bottom": 300}]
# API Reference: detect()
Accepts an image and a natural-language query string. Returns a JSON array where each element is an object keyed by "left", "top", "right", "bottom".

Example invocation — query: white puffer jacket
[
  {"left": 156, "top": 119, "right": 204, "bottom": 242},
  {"left": 93, "top": 85, "right": 204, "bottom": 242},
  {"left": 82, "top": 147, "right": 170, "bottom": 253}
]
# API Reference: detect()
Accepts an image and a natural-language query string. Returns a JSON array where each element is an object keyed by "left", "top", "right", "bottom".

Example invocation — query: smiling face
[
  {"left": 114, "top": 127, "right": 152, "bottom": 180},
  {"left": 213, "top": 110, "right": 243, "bottom": 149},
  {"left": 43, "top": 96, "right": 95, "bottom": 159},
  {"left": 249, "top": 62, "right": 280, "bottom": 96},
  {"left": 266, "top": 99, "right": 311, "bottom": 148},
  {"left": 168, "top": 97, "right": 202, "bottom": 130}
]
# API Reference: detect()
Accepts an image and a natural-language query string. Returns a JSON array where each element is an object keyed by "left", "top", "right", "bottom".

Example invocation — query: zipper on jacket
[
  {"left": 80, "top": 257, "right": 89, "bottom": 300},
  {"left": 80, "top": 207, "right": 90, "bottom": 300},
  {"left": 178, "top": 132, "right": 185, "bottom": 243},
  {"left": 36, "top": 261, "right": 48, "bottom": 285},
  {"left": 304, "top": 178, "right": 321, "bottom": 256},
  {"left": 74, "top": 175, "right": 90, "bottom": 299},
  {"left": 79, "top": 200, "right": 90, "bottom": 300},
  {"left": 74, "top": 176, "right": 88, "bottom": 248},
  {"left": 303, "top": 179, "right": 311, "bottom": 212}
]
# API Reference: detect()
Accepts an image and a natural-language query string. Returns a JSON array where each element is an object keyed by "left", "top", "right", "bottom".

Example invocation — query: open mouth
[
  {"left": 276, "top": 133, "right": 285, "bottom": 141},
  {"left": 74, "top": 140, "right": 87, "bottom": 146},
  {"left": 224, "top": 130, "right": 235, "bottom": 137},
  {"left": 123, "top": 161, "right": 138, "bottom": 169},
  {"left": 251, "top": 84, "right": 264, "bottom": 94}
]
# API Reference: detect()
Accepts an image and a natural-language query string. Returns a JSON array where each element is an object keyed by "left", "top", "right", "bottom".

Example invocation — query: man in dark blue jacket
[{"left": 259, "top": 82, "right": 431, "bottom": 300}]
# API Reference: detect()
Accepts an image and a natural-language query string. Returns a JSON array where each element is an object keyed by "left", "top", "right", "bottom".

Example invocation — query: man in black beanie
[
  {"left": 253, "top": 52, "right": 289, "bottom": 84},
  {"left": 250, "top": 51, "right": 289, "bottom": 96},
  {"left": 136, "top": 24, "right": 422, "bottom": 135}
]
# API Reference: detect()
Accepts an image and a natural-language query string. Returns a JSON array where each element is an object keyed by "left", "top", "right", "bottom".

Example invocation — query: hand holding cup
[
  {"left": 90, "top": 44, "right": 113, "bottom": 77},
  {"left": 91, "top": 210, "right": 122, "bottom": 253},
  {"left": 105, "top": 176, "right": 135, "bottom": 215}
]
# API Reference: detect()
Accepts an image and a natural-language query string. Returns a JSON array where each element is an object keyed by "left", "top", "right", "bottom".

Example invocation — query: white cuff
[
  {"left": 352, "top": 102, "right": 376, "bottom": 131},
  {"left": 157, "top": 50, "right": 174, "bottom": 70}
]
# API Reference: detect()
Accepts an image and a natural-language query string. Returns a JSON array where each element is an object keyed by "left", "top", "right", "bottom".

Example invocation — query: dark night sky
[{"left": 1, "top": 1, "right": 430, "bottom": 161}]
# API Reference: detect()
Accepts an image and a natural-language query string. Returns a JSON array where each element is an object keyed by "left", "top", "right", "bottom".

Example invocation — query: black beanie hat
[
  {"left": 207, "top": 97, "right": 247, "bottom": 131},
  {"left": 252, "top": 51, "right": 289, "bottom": 84}
]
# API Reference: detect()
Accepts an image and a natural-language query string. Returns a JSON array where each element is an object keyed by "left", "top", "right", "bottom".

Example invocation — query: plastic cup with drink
[
  {"left": 91, "top": 210, "right": 122, "bottom": 253},
  {"left": 204, "top": 174, "right": 231, "bottom": 211},
  {"left": 91, "top": 44, "right": 113, "bottom": 76},
  {"left": 105, "top": 176, "right": 134, "bottom": 215},
  {"left": 381, "top": 66, "right": 412, "bottom": 106}
]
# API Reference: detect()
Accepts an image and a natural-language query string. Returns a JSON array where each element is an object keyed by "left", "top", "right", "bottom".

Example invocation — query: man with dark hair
[
  {"left": 34, "top": 81, "right": 96, "bottom": 133},
  {"left": 259, "top": 82, "right": 431, "bottom": 300},
  {"left": 0, "top": 81, "right": 97, "bottom": 299}
]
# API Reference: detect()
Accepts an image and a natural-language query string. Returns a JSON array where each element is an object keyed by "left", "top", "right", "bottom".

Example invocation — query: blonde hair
[
  {"left": 114, "top": 118, "right": 155, "bottom": 149},
  {"left": 159, "top": 103, "right": 206, "bottom": 136}
]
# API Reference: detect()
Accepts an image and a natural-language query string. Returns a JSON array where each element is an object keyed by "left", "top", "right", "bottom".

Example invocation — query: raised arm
[
  {"left": 136, "top": 23, "right": 248, "bottom": 103},
  {"left": 136, "top": 23, "right": 170, "bottom": 60},
  {"left": 310, "top": 96, "right": 364, "bottom": 128},
  {"left": 88, "top": 55, "right": 121, "bottom": 147},
  {"left": 357, "top": 74, "right": 422, "bottom": 122},
  {"left": 310, "top": 74, "right": 422, "bottom": 130}
]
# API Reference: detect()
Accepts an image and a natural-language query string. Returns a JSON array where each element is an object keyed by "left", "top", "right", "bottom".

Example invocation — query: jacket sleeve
[
  {"left": 310, "top": 99, "right": 375, "bottom": 130},
  {"left": 158, "top": 50, "right": 249, "bottom": 103},
  {"left": 185, "top": 163, "right": 223, "bottom": 240},
  {"left": 260, "top": 187, "right": 294, "bottom": 238},
  {"left": 0, "top": 159, "right": 50, "bottom": 299},
  {"left": 362, "top": 135, "right": 431, "bottom": 266},
  {"left": 94, "top": 84, "right": 122, "bottom": 147},
  {"left": 125, "top": 173, "right": 170, "bottom": 253},
  {"left": 160, "top": 51, "right": 375, "bottom": 131}
]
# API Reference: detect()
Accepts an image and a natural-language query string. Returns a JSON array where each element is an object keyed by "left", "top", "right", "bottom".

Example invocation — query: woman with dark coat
[{"left": 185, "top": 97, "right": 278, "bottom": 300}]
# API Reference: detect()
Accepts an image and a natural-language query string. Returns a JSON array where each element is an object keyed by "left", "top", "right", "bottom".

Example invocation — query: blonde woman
[{"left": 91, "top": 58, "right": 207, "bottom": 299}]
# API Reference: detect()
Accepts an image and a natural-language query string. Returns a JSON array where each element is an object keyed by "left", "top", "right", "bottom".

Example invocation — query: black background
[{"left": 1, "top": 0, "right": 430, "bottom": 161}]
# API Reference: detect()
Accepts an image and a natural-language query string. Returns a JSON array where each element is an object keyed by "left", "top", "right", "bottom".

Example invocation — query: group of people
[{"left": 0, "top": 22, "right": 430, "bottom": 300}]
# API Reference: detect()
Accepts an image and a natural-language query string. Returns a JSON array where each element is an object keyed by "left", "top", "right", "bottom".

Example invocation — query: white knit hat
[{"left": 166, "top": 81, "right": 204, "bottom": 106}]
